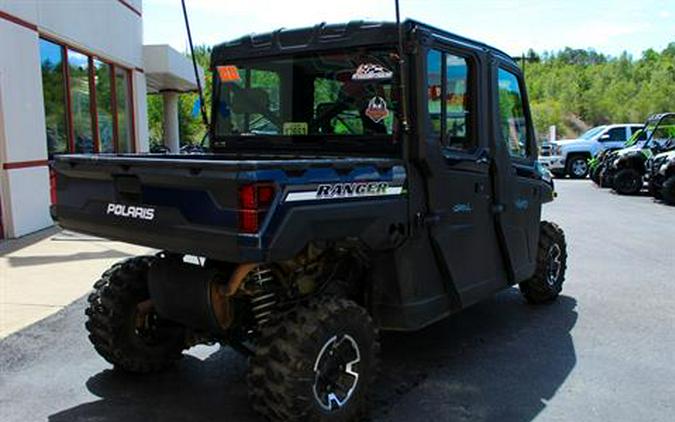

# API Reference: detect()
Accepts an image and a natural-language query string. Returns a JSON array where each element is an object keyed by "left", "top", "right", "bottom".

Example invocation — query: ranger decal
[{"left": 284, "top": 183, "right": 403, "bottom": 202}]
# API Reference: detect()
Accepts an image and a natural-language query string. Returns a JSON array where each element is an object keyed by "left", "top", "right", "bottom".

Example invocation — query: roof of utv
[{"left": 211, "top": 19, "right": 515, "bottom": 66}]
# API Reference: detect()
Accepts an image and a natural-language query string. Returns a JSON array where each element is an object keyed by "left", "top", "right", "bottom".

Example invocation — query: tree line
[
  {"left": 524, "top": 43, "right": 675, "bottom": 139},
  {"left": 148, "top": 43, "right": 675, "bottom": 147}
]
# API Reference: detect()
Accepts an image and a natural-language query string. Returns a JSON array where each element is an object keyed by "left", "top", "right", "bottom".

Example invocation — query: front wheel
[
  {"left": 566, "top": 156, "right": 589, "bottom": 179},
  {"left": 613, "top": 168, "right": 643, "bottom": 195},
  {"left": 520, "top": 222, "right": 568, "bottom": 304},
  {"left": 248, "top": 297, "right": 379, "bottom": 422},
  {"left": 662, "top": 176, "right": 675, "bottom": 205}
]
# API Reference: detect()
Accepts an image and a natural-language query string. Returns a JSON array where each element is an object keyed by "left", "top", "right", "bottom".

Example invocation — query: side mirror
[{"left": 599, "top": 134, "right": 610, "bottom": 141}]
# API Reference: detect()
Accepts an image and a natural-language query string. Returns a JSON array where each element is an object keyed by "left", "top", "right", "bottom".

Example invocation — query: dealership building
[{"left": 0, "top": 0, "right": 200, "bottom": 239}]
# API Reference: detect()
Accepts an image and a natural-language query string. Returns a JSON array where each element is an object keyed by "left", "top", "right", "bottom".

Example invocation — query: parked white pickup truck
[{"left": 539, "top": 124, "right": 645, "bottom": 178}]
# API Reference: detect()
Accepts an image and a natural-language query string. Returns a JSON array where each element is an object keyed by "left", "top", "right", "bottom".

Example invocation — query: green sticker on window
[{"left": 283, "top": 122, "right": 308, "bottom": 136}]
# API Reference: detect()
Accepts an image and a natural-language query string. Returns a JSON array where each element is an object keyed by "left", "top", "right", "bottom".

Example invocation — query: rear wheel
[
  {"left": 662, "top": 176, "right": 675, "bottom": 205},
  {"left": 613, "top": 168, "right": 643, "bottom": 195},
  {"left": 520, "top": 222, "right": 567, "bottom": 304},
  {"left": 566, "top": 156, "right": 589, "bottom": 179},
  {"left": 248, "top": 296, "right": 379, "bottom": 422},
  {"left": 599, "top": 168, "right": 613, "bottom": 188},
  {"left": 85, "top": 256, "right": 187, "bottom": 373}
]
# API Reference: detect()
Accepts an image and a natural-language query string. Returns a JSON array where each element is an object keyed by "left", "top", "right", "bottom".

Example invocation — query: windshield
[
  {"left": 645, "top": 114, "right": 675, "bottom": 148},
  {"left": 580, "top": 126, "right": 606, "bottom": 140},
  {"left": 212, "top": 48, "right": 400, "bottom": 152}
]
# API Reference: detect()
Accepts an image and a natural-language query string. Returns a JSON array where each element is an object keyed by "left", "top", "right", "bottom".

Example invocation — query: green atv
[
  {"left": 646, "top": 150, "right": 675, "bottom": 204},
  {"left": 608, "top": 113, "right": 675, "bottom": 195},
  {"left": 589, "top": 128, "right": 645, "bottom": 186}
]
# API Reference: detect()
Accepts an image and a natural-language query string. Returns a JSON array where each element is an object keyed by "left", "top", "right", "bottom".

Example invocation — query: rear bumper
[{"left": 538, "top": 155, "right": 565, "bottom": 171}]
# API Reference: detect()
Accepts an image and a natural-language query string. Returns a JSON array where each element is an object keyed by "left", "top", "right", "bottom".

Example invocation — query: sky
[{"left": 143, "top": 0, "right": 675, "bottom": 58}]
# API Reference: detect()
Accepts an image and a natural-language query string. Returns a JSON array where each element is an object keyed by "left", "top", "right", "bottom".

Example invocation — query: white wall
[
  {"left": 1, "top": 0, "right": 143, "bottom": 69},
  {"left": 0, "top": 0, "right": 146, "bottom": 238},
  {"left": 0, "top": 18, "right": 52, "bottom": 238},
  {"left": 4, "top": 167, "right": 52, "bottom": 237}
]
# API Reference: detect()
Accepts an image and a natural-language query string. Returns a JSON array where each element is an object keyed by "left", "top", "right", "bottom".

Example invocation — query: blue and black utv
[{"left": 51, "top": 20, "right": 567, "bottom": 421}]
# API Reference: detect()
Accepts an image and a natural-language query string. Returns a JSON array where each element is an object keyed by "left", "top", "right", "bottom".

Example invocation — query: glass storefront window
[
  {"left": 68, "top": 50, "right": 94, "bottom": 153},
  {"left": 94, "top": 60, "right": 115, "bottom": 153},
  {"left": 38, "top": 38, "right": 135, "bottom": 156},
  {"left": 39, "top": 39, "right": 69, "bottom": 157},
  {"left": 115, "top": 67, "right": 133, "bottom": 153}
]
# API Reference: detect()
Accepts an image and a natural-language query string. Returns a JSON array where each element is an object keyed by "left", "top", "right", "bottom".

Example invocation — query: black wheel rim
[
  {"left": 546, "top": 244, "right": 562, "bottom": 287},
  {"left": 132, "top": 305, "right": 173, "bottom": 348},
  {"left": 312, "top": 334, "right": 361, "bottom": 412}
]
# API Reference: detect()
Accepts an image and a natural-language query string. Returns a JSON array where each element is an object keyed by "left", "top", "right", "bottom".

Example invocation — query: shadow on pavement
[
  {"left": 7, "top": 250, "right": 133, "bottom": 267},
  {"left": 48, "top": 289, "right": 577, "bottom": 422}
]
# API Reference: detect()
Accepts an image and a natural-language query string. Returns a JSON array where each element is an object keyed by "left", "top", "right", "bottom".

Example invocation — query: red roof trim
[
  {"left": 0, "top": 9, "right": 38, "bottom": 32},
  {"left": 3, "top": 160, "right": 49, "bottom": 170}
]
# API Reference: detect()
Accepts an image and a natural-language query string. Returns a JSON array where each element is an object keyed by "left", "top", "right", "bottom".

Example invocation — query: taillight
[{"left": 238, "top": 183, "right": 276, "bottom": 233}]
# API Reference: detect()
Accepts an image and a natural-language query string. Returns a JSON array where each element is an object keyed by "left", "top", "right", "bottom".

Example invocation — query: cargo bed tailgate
[
  {"left": 52, "top": 154, "right": 257, "bottom": 261},
  {"left": 51, "top": 154, "right": 407, "bottom": 262}
]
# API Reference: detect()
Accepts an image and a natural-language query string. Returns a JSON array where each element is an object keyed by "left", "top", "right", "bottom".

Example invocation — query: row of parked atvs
[{"left": 589, "top": 113, "right": 675, "bottom": 205}]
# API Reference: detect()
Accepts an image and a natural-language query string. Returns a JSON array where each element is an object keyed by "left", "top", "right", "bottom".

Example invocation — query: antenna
[
  {"left": 395, "top": 0, "right": 410, "bottom": 134},
  {"left": 181, "top": 0, "right": 210, "bottom": 136}
]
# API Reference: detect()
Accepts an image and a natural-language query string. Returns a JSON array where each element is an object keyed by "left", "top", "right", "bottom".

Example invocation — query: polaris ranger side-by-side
[{"left": 51, "top": 21, "right": 568, "bottom": 421}]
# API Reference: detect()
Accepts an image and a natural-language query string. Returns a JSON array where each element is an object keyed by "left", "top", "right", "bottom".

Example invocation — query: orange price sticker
[{"left": 217, "top": 65, "right": 241, "bottom": 83}]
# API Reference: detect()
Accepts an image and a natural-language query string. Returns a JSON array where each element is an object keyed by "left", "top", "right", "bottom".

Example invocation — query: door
[
  {"left": 423, "top": 48, "right": 507, "bottom": 306},
  {"left": 490, "top": 63, "right": 542, "bottom": 282}
]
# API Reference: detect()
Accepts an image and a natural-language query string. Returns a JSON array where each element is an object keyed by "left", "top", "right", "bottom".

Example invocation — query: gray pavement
[{"left": 1, "top": 180, "right": 674, "bottom": 421}]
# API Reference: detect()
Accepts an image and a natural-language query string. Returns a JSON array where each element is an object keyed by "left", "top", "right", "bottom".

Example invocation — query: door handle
[{"left": 475, "top": 149, "right": 491, "bottom": 165}]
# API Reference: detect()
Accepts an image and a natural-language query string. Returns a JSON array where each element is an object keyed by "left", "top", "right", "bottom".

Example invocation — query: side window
[
  {"left": 427, "top": 50, "right": 442, "bottom": 137},
  {"left": 427, "top": 49, "right": 474, "bottom": 152},
  {"left": 606, "top": 127, "right": 626, "bottom": 142},
  {"left": 444, "top": 54, "right": 472, "bottom": 151},
  {"left": 497, "top": 68, "right": 529, "bottom": 159}
]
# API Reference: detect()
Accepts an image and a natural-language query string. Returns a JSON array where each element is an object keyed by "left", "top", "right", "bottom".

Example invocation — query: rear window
[{"left": 212, "top": 48, "right": 400, "bottom": 152}]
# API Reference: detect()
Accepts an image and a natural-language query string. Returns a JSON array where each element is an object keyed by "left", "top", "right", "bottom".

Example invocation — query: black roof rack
[{"left": 211, "top": 19, "right": 515, "bottom": 66}]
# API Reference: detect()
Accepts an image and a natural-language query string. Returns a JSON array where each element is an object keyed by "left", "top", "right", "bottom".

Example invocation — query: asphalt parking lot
[{"left": 1, "top": 180, "right": 674, "bottom": 422}]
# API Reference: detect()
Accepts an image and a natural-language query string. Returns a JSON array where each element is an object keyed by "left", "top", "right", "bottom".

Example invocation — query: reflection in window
[
  {"left": 115, "top": 68, "right": 133, "bottom": 153},
  {"left": 228, "top": 69, "right": 281, "bottom": 135},
  {"left": 39, "top": 39, "right": 69, "bottom": 157},
  {"left": 214, "top": 50, "right": 397, "bottom": 139},
  {"left": 94, "top": 60, "right": 114, "bottom": 153},
  {"left": 68, "top": 50, "right": 93, "bottom": 153},
  {"left": 498, "top": 68, "right": 529, "bottom": 158},
  {"left": 427, "top": 50, "right": 442, "bottom": 136},
  {"left": 604, "top": 127, "right": 626, "bottom": 142},
  {"left": 444, "top": 54, "right": 472, "bottom": 151},
  {"left": 651, "top": 115, "right": 675, "bottom": 143}
]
